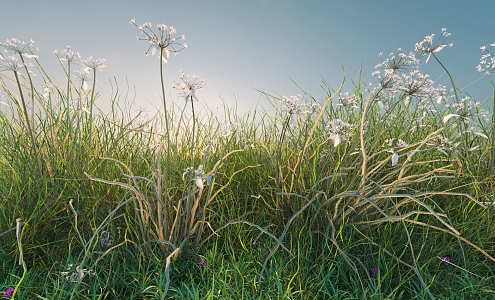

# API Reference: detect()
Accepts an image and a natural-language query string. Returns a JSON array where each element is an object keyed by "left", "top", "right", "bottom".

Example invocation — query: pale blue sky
[{"left": 2, "top": 0, "right": 495, "bottom": 113}]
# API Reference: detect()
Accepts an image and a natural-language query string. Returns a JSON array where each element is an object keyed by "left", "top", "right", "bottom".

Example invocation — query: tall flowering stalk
[
  {"left": 414, "top": 28, "right": 457, "bottom": 103},
  {"left": 130, "top": 19, "right": 187, "bottom": 241},
  {"left": 80, "top": 56, "right": 106, "bottom": 167},
  {"left": 54, "top": 46, "right": 81, "bottom": 126},
  {"left": 130, "top": 18, "right": 187, "bottom": 146},
  {"left": 477, "top": 42, "right": 495, "bottom": 172},
  {"left": 0, "top": 38, "right": 41, "bottom": 171},
  {"left": 173, "top": 70, "right": 207, "bottom": 166}
]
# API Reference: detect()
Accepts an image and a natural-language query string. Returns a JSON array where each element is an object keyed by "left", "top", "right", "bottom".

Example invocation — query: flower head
[
  {"left": 414, "top": 28, "right": 453, "bottom": 64},
  {"left": 369, "top": 267, "right": 377, "bottom": 276},
  {"left": 99, "top": 230, "right": 111, "bottom": 248},
  {"left": 199, "top": 258, "right": 205, "bottom": 266},
  {"left": 477, "top": 42, "right": 495, "bottom": 74},
  {"left": 0, "top": 38, "right": 39, "bottom": 58},
  {"left": 182, "top": 165, "right": 208, "bottom": 189},
  {"left": 2, "top": 287, "right": 14, "bottom": 299},
  {"left": 0, "top": 54, "right": 33, "bottom": 74},
  {"left": 372, "top": 47, "right": 447, "bottom": 104},
  {"left": 327, "top": 119, "right": 355, "bottom": 147},
  {"left": 81, "top": 56, "right": 106, "bottom": 72},
  {"left": 54, "top": 45, "right": 80, "bottom": 63},
  {"left": 440, "top": 256, "right": 450, "bottom": 265},
  {"left": 130, "top": 18, "right": 187, "bottom": 63},
  {"left": 337, "top": 92, "right": 360, "bottom": 109},
  {"left": 172, "top": 70, "right": 207, "bottom": 102},
  {"left": 73, "top": 69, "right": 92, "bottom": 91},
  {"left": 61, "top": 265, "right": 94, "bottom": 283}
]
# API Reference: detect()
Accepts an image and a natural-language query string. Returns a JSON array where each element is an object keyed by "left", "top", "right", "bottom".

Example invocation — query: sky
[{"left": 1, "top": 0, "right": 495, "bottom": 115}]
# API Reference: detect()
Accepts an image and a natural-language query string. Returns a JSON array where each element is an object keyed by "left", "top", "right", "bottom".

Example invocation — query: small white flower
[
  {"left": 54, "top": 45, "right": 80, "bottom": 63},
  {"left": 172, "top": 70, "right": 207, "bottom": 102},
  {"left": 73, "top": 69, "right": 91, "bottom": 91},
  {"left": 194, "top": 165, "right": 204, "bottom": 189},
  {"left": 327, "top": 119, "right": 355, "bottom": 147},
  {"left": 0, "top": 38, "right": 39, "bottom": 58},
  {"left": 81, "top": 56, "right": 106, "bottom": 72},
  {"left": 387, "top": 150, "right": 399, "bottom": 167},
  {"left": 130, "top": 19, "right": 187, "bottom": 63},
  {"left": 477, "top": 42, "right": 495, "bottom": 74},
  {"left": 414, "top": 28, "right": 453, "bottom": 64}
]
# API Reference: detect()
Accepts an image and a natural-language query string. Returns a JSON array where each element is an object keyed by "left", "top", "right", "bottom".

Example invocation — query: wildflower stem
[
  {"left": 86, "top": 69, "right": 97, "bottom": 169},
  {"left": 159, "top": 48, "right": 170, "bottom": 237},
  {"left": 12, "top": 70, "right": 41, "bottom": 172},
  {"left": 431, "top": 52, "right": 470, "bottom": 155},
  {"left": 66, "top": 62, "right": 71, "bottom": 126},
  {"left": 19, "top": 54, "right": 36, "bottom": 130},
  {"left": 492, "top": 88, "right": 495, "bottom": 173},
  {"left": 13, "top": 217, "right": 27, "bottom": 299},
  {"left": 431, "top": 52, "right": 459, "bottom": 104},
  {"left": 190, "top": 94, "right": 196, "bottom": 166}
]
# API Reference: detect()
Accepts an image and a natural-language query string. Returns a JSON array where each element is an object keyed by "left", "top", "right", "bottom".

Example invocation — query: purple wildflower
[
  {"left": 3, "top": 287, "right": 14, "bottom": 299},
  {"left": 199, "top": 258, "right": 205, "bottom": 267},
  {"left": 370, "top": 267, "right": 377, "bottom": 276},
  {"left": 441, "top": 256, "right": 450, "bottom": 265}
]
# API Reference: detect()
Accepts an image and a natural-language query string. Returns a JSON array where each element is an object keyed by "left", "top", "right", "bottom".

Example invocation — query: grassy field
[{"left": 1, "top": 27, "right": 495, "bottom": 299}]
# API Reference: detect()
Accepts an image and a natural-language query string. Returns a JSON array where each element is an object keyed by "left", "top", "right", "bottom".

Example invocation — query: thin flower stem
[
  {"left": 13, "top": 70, "right": 41, "bottom": 172},
  {"left": 190, "top": 94, "right": 196, "bottom": 167},
  {"left": 492, "top": 88, "right": 495, "bottom": 173},
  {"left": 66, "top": 62, "right": 71, "bottom": 126},
  {"left": 19, "top": 54, "right": 36, "bottom": 129},
  {"left": 431, "top": 52, "right": 459, "bottom": 104},
  {"left": 159, "top": 48, "right": 170, "bottom": 236},
  {"left": 86, "top": 69, "right": 97, "bottom": 169},
  {"left": 431, "top": 51, "right": 470, "bottom": 155}
]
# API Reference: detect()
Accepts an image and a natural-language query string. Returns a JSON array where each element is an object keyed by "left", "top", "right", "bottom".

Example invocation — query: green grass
[{"left": 1, "top": 31, "right": 495, "bottom": 299}]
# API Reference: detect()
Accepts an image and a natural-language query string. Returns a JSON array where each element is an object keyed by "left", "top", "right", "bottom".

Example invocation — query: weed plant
[{"left": 0, "top": 25, "right": 495, "bottom": 299}]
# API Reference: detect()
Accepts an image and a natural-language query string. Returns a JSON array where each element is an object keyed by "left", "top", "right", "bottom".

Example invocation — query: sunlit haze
[{"left": 2, "top": 0, "right": 495, "bottom": 114}]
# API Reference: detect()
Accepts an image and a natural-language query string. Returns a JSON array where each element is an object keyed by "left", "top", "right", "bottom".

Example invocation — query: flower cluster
[
  {"left": 2, "top": 288, "right": 14, "bottom": 299},
  {"left": 54, "top": 45, "right": 80, "bottom": 63},
  {"left": 327, "top": 119, "right": 355, "bottom": 147},
  {"left": 81, "top": 56, "right": 106, "bottom": 72},
  {"left": 0, "top": 38, "right": 38, "bottom": 75},
  {"left": 477, "top": 42, "right": 495, "bottom": 74},
  {"left": 444, "top": 96, "right": 489, "bottom": 123},
  {"left": 280, "top": 94, "right": 321, "bottom": 125},
  {"left": 130, "top": 18, "right": 187, "bottom": 63},
  {"left": 172, "top": 70, "right": 207, "bottom": 102},
  {"left": 183, "top": 165, "right": 213, "bottom": 190},
  {"left": 0, "top": 38, "right": 38, "bottom": 58},
  {"left": 61, "top": 264, "right": 94, "bottom": 283},
  {"left": 73, "top": 69, "right": 92, "bottom": 91},
  {"left": 428, "top": 135, "right": 460, "bottom": 156},
  {"left": 0, "top": 54, "right": 33, "bottom": 74},
  {"left": 99, "top": 230, "right": 112, "bottom": 247},
  {"left": 372, "top": 48, "right": 418, "bottom": 90},
  {"left": 384, "top": 138, "right": 409, "bottom": 167},
  {"left": 372, "top": 30, "right": 453, "bottom": 106},
  {"left": 336, "top": 92, "right": 360, "bottom": 109},
  {"left": 414, "top": 28, "right": 453, "bottom": 64}
]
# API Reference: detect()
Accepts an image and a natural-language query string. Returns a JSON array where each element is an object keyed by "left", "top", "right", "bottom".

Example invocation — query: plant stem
[
  {"left": 432, "top": 52, "right": 459, "bottom": 104},
  {"left": 12, "top": 70, "right": 41, "bottom": 172},
  {"left": 85, "top": 69, "right": 97, "bottom": 169},
  {"left": 159, "top": 48, "right": 170, "bottom": 240},
  {"left": 190, "top": 95, "right": 196, "bottom": 167}
]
